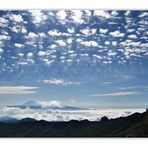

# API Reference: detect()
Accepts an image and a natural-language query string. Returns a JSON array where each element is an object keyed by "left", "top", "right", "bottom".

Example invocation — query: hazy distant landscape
[{"left": 0, "top": 100, "right": 145, "bottom": 121}]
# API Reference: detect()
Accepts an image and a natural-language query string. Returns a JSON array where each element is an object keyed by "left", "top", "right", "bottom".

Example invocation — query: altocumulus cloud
[
  {"left": 43, "top": 78, "right": 80, "bottom": 86},
  {"left": 0, "top": 86, "right": 38, "bottom": 94},
  {"left": 91, "top": 91, "right": 140, "bottom": 97}
]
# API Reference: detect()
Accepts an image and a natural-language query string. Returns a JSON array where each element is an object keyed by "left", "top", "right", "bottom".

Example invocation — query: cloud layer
[
  {"left": 0, "top": 106, "right": 145, "bottom": 121},
  {"left": 0, "top": 86, "right": 38, "bottom": 94},
  {"left": 92, "top": 91, "right": 139, "bottom": 97}
]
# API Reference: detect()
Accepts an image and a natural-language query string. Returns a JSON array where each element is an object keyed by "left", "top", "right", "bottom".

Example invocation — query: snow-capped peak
[{"left": 21, "top": 100, "right": 63, "bottom": 109}]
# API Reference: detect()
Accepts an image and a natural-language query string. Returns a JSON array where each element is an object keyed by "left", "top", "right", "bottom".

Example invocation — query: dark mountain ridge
[{"left": 0, "top": 110, "right": 148, "bottom": 137}]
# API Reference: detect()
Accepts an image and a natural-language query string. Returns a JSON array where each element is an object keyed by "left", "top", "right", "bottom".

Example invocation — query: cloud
[
  {"left": 0, "top": 106, "right": 144, "bottom": 121},
  {"left": 0, "top": 17, "right": 8, "bottom": 27},
  {"left": 0, "top": 35, "right": 10, "bottom": 41},
  {"left": 27, "top": 52, "right": 33, "bottom": 58},
  {"left": 80, "top": 28, "right": 97, "bottom": 36},
  {"left": 0, "top": 10, "right": 147, "bottom": 76},
  {"left": 0, "top": 48, "right": 4, "bottom": 54},
  {"left": 0, "top": 86, "right": 38, "bottom": 94},
  {"left": 67, "top": 27, "right": 75, "bottom": 33},
  {"left": 55, "top": 40, "right": 67, "bottom": 46},
  {"left": 48, "top": 30, "right": 70, "bottom": 36},
  {"left": 100, "top": 28, "right": 108, "bottom": 34},
  {"left": 111, "top": 11, "right": 119, "bottom": 16},
  {"left": 92, "top": 91, "right": 139, "bottom": 97},
  {"left": 26, "top": 32, "right": 38, "bottom": 39},
  {"left": 81, "top": 41, "right": 98, "bottom": 47},
  {"left": 43, "top": 78, "right": 80, "bottom": 86},
  {"left": 109, "top": 30, "right": 125, "bottom": 37},
  {"left": 93, "top": 10, "right": 111, "bottom": 19},
  {"left": 128, "top": 34, "right": 137, "bottom": 39},
  {"left": 14, "top": 43, "right": 25, "bottom": 48},
  {"left": 56, "top": 10, "right": 67, "bottom": 24},
  {"left": 71, "top": 10, "right": 84, "bottom": 24},
  {"left": 139, "top": 12, "right": 148, "bottom": 18},
  {"left": 29, "top": 10, "right": 47, "bottom": 25},
  {"left": 8, "top": 14, "right": 23, "bottom": 23},
  {"left": 11, "top": 26, "right": 27, "bottom": 34},
  {"left": 38, "top": 51, "right": 46, "bottom": 57},
  {"left": 93, "top": 54, "right": 102, "bottom": 60}
]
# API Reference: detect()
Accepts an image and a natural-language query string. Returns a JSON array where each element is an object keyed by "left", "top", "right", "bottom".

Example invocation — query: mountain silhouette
[
  {"left": 0, "top": 116, "right": 18, "bottom": 123},
  {"left": 0, "top": 110, "right": 148, "bottom": 137}
]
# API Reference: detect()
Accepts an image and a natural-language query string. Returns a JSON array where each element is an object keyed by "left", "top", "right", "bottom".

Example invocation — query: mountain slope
[
  {"left": 0, "top": 110, "right": 148, "bottom": 137},
  {"left": 0, "top": 116, "right": 18, "bottom": 123}
]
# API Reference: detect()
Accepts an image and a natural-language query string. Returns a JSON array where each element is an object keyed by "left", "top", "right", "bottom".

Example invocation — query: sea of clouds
[{"left": 0, "top": 106, "right": 145, "bottom": 121}]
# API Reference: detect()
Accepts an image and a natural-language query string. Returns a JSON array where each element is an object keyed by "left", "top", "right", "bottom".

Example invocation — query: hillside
[{"left": 0, "top": 110, "right": 148, "bottom": 137}]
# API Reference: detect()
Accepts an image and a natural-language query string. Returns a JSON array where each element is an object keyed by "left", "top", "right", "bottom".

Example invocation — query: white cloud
[
  {"left": 100, "top": 28, "right": 108, "bottom": 34},
  {"left": 67, "top": 27, "right": 75, "bottom": 33},
  {"left": 0, "top": 17, "right": 8, "bottom": 27},
  {"left": 43, "top": 78, "right": 80, "bottom": 86},
  {"left": 81, "top": 41, "right": 98, "bottom": 47},
  {"left": 0, "top": 35, "right": 10, "bottom": 41},
  {"left": 71, "top": 10, "right": 84, "bottom": 24},
  {"left": 84, "top": 10, "right": 92, "bottom": 16},
  {"left": 27, "top": 52, "right": 33, "bottom": 58},
  {"left": 139, "top": 12, "right": 148, "bottom": 18},
  {"left": 108, "top": 50, "right": 117, "bottom": 57},
  {"left": 29, "top": 10, "right": 47, "bottom": 25},
  {"left": 26, "top": 32, "right": 38, "bottom": 39},
  {"left": 21, "top": 28, "right": 27, "bottom": 33},
  {"left": 0, "top": 48, "right": 4, "bottom": 54},
  {"left": 112, "top": 41, "right": 118, "bottom": 46},
  {"left": 127, "top": 29, "right": 135, "bottom": 33},
  {"left": 102, "top": 61, "right": 112, "bottom": 64},
  {"left": 11, "top": 26, "right": 27, "bottom": 34},
  {"left": 128, "top": 34, "right": 137, "bottom": 39},
  {"left": 109, "top": 30, "right": 125, "bottom": 37},
  {"left": 104, "top": 41, "right": 110, "bottom": 45},
  {"left": 92, "top": 91, "right": 139, "bottom": 97},
  {"left": 56, "top": 10, "right": 67, "bottom": 24},
  {"left": 42, "top": 59, "right": 54, "bottom": 65},
  {"left": 56, "top": 10, "right": 67, "bottom": 19},
  {"left": 0, "top": 86, "right": 38, "bottom": 94},
  {"left": 14, "top": 43, "right": 25, "bottom": 48},
  {"left": 67, "top": 38, "right": 73, "bottom": 44},
  {"left": 80, "top": 28, "right": 97, "bottom": 35},
  {"left": 111, "top": 11, "right": 118, "bottom": 16},
  {"left": 8, "top": 14, "right": 23, "bottom": 23},
  {"left": 38, "top": 51, "right": 46, "bottom": 57},
  {"left": 50, "top": 44, "right": 57, "bottom": 49},
  {"left": 93, "top": 10, "right": 111, "bottom": 19},
  {"left": 93, "top": 54, "right": 102, "bottom": 60},
  {"left": 120, "top": 41, "right": 141, "bottom": 47},
  {"left": 38, "top": 32, "right": 46, "bottom": 38},
  {"left": 125, "top": 11, "right": 130, "bottom": 16},
  {"left": 48, "top": 30, "right": 70, "bottom": 36},
  {"left": 55, "top": 40, "right": 67, "bottom": 46}
]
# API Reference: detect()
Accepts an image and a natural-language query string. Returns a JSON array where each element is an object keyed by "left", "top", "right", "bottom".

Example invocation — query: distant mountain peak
[
  {"left": 15, "top": 100, "right": 82, "bottom": 110},
  {"left": 21, "top": 100, "right": 64, "bottom": 109}
]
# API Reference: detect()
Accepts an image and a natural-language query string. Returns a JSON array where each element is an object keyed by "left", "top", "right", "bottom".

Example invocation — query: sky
[{"left": 0, "top": 10, "right": 148, "bottom": 108}]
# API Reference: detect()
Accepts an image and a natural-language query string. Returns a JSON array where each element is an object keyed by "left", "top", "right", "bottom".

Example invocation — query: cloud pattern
[{"left": 0, "top": 10, "right": 147, "bottom": 85}]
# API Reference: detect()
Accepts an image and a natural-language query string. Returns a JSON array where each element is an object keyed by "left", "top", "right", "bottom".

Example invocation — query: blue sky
[{"left": 0, "top": 10, "right": 148, "bottom": 108}]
